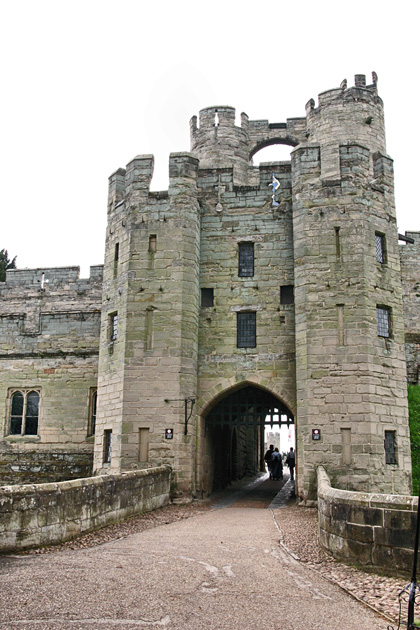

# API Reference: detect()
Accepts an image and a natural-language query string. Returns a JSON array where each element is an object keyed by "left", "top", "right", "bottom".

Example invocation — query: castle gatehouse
[{"left": 1, "top": 73, "right": 419, "bottom": 503}]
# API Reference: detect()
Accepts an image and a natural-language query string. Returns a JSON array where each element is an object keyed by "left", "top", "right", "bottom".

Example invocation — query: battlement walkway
[{"left": 0, "top": 475, "right": 387, "bottom": 629}]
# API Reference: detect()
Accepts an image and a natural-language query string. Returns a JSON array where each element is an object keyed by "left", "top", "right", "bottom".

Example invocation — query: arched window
[{"left": 9, "top": 390, "right": 39, "bottom": 435}]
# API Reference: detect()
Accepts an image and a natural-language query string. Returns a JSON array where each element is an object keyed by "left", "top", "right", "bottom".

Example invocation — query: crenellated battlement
[{"left": 2, "top": 266, "right": 103, "bottom": 289}]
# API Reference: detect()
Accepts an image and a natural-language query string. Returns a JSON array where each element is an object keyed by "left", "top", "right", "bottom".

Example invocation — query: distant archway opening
[
  {"left": 250, "top": 143, "right": 294, "bottom": 166},
  {"left": 205, "top": 385, "right": 294, "bottom": 490}
]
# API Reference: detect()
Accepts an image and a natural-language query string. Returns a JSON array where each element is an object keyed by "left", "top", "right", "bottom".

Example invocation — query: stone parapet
[
  {"left": 317, "top": 466, "right": 417, "bottom": 576},
  {"left": 0, "top": 465, "right": 171, "bottom": 553}
]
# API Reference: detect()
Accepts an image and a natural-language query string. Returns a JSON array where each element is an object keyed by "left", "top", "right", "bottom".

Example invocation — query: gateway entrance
[{"left": 205, "top": 386, "right": 294, "bottom": 490}]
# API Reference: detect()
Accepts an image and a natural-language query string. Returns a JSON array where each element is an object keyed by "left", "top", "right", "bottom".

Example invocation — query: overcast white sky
[{"left": 1, "top": 1, "right": 418, "bottom": 277}]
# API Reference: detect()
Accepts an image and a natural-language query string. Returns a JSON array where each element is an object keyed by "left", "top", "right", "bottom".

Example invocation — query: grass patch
[{"left": 408, "top": 384, "right": 420, "bottom": 495}]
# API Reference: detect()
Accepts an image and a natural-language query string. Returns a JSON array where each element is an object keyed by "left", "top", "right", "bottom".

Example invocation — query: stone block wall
[
  {"left": 0, "top": 266, "right": 103, "bottom": 483},
  {"left": 317, "top": 466, "right": 417, "bottom": 576},
  {"left": 196, "top": 161, "right": 296, "bottom": 494},
  {"left": 400, "top": 232, "right": 420, "bottom": 383},
  {"left": 0, "top": 465, "right": 171, "bottom": 553}
]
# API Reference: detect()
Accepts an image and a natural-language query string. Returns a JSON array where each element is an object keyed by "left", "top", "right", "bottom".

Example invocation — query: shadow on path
[{"left": 210, "top": 472, "right": 295, "bottom": 510}]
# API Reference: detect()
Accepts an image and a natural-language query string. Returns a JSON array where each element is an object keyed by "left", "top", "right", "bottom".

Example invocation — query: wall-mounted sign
[
  {"left": 312, "top": 428, "right": 321, "bottom": 441},
  {"left": 165, "top": 429, "right": 173, "bottom": 440}
]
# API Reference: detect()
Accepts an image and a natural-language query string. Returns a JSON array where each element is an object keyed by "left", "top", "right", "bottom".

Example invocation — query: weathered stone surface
[
  {"left": 318, "top": 466, "right": 417, "bottom": 575},
  {"left": 0, "top": 465, "right": 171, "bottom": 552},
  {"left": 0, "top": 73, "right": 417, "bottom": 503}
]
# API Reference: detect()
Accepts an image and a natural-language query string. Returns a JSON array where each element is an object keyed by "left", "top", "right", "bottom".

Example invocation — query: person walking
[
  {"left": 264, "top": 444, "right": 274, "bottom": 479},
  {"left": 271, "top": 447, "right": 283, "bottom": 480},
  {"left": 286, "top": 447, "right": 295, "bottom": 480}
]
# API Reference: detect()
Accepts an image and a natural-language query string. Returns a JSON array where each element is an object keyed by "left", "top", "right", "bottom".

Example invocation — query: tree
[{"left": 0, "top": 249, "right": 17, "bottom": 282}]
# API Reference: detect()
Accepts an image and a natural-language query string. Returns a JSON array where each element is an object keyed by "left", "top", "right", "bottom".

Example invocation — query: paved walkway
[{"left": 0, "top": 477, "right": 386, "bottom": 630}]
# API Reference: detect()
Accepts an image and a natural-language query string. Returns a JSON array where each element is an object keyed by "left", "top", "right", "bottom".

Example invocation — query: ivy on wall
[{"left": 409, "top": 384, "right": 420, "bottom": 495}]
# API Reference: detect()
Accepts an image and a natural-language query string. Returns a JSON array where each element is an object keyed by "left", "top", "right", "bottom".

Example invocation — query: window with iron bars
[
  {"left": 238, "top": 242, "right": 254, "bottom": 277},
  {"left": 237, "top": 312, "right": 256, "bottom": 348},
  {"left": 375, "top": 232, "right": 386, "bottom": 264},
  {"left": 384, "top": 430, "right": 397, "bottom": 464},
  {"left": 377, "top": 306, "right": 391, "bottom": 338}
]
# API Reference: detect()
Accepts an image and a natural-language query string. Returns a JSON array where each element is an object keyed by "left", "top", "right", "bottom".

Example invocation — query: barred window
[
  {"left": 375, "top": 233, "right": 386, "bottom": 264},
  {"left": 377, "top": 306, "right": 391, "bottom": 338},
  {"left": 103, "top": 430, "right": 112, "bottom": 464},
  {"left": 88, "top": 388, "right": 97, "bottom": 436},
  {"left": 9, "top": 390, "right": 40, "bottom": 436},
  {"left": 238, "top": 242, "right": 254, "bottom": 277},
  {"left": 384, "top": 430, "right": 397, "bottom": 465},
  {"left": 237, "top": 312, "right": 256, "bottom": 348}
]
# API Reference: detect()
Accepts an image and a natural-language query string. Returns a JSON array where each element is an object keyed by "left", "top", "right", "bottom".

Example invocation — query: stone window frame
[
  {"left": 108, "top": 312, "right": 118, "bottom": 342},
  {"left": 6, "top": 388, "right": 41, "bottom": 437},
  {"left": 375, "top": 232, "right": 387, "bottom": 265},
  {"left": 238, "top": 242, "right": 254, "bottom": 278},
  {"left": 376, "top": 305, "right": 392, "bottom": 338},
  {"left": 384, "top": 430, "right": 397, "bottom": 465},
  {"left": 87, "top": 388, "right": 97, "bottom": 437},
  {"left": 237, "top": 311, "right": 257, "bottom": 348},
  {"left": 103, "top": 429, "right": 112, "bottom": 464},
  {"left": 280, "top": 285, "right": 294, "bottom": 305},
  {"left": 201, "top": 287, "right": 214, "bottom": 308}
]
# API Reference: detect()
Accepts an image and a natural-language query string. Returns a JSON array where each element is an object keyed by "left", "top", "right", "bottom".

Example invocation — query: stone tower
[
  {"left": 292, "top": 73, "right": 411, "bottom": 499},
  {"left": 92, "top": 73, "right": 412, "bottom": 502},
  {"left": 93, "top": 154, "right": 201, "bottom": 495}
]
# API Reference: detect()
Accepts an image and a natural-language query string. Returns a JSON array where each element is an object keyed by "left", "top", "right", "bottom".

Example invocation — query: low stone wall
[
  {"left": 317, "top": 466, "right": 417, "bottom": 576},
  {"left": 0, "top": 466, "right": 171, "bottom": 553}
]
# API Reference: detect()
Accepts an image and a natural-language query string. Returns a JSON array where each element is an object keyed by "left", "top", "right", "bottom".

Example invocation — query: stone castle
[{"left": 1, "top": 72, "right": 419, "bottom": 504}]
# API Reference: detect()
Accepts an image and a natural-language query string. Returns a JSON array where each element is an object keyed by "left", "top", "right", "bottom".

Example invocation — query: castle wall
[
  {"left": 0, "top": 266, "right": 102, "bottom": 483},
  {"left": 400, "top": 232, "right": 420, "bottom": 384}
]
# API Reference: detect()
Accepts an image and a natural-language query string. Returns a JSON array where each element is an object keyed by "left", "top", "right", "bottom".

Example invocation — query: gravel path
[{"left": 13, "top": 480, "right": 417, "bottom": 627}]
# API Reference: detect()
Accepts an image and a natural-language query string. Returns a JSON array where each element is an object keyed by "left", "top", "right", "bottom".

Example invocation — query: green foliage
[
  {"left": 0, "top": 249, "right": 17, "bottom": 282},
  {"left": 409, "top": 384, "right": 420, "bottom": 495}
]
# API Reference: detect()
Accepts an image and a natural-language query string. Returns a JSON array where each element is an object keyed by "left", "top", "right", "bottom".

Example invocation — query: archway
[{"left": 205, "top": 385, "right": 294, "bottom": 491}]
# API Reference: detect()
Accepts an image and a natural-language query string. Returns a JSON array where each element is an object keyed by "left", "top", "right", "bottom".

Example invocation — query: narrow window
[
  {"left": 384, "top": 430, "right": 397, "bottom": 464},
  {"left": 149, "top": 235, "right": 157, "bottom": 253},
  {"left": 109, "top": 312, "right": 118, "bottom": 342},
  {"left": 9, "top": 390, "right": 39, "bottom": 436},
  {"left": 337, "top": 304, "right": 344, "bottom": 346},
  {"left": 139, "top": 428, "right": 150, "bottom": 463},
  {"left": 280, "top": 285, "right": 294, "bottom": 305},
  {"left": 88, "top": 389, "right": 97, "bottom": 436},
  {"left": 238, "top": 242, "right": 254, "bottom": 277},
  {"left": 145, "top": 309, "right": 154, "bottom": 350},
  {"left": 375, "top": 232, "right": 386, "bottom": 264},
  {"left": 377, "top": 306, "right": 391, "bottom": 338},
  {"left": 113, "top": 243, "right": 119, "bottom": 278},
  {"left": 341, "top": 428, "right": 351, "bottom": 465},
  {"left": 335, "top": 227, "right": 341, "bottom": 258},
  {"left": 103, "top": 430, "right": 112, "bottom": 464},
  {"left": 201, "top": 288, "right": 214, "bottom": 307},
  {"left": 237, "top": 312, "right": 256, "bottom": 348}
]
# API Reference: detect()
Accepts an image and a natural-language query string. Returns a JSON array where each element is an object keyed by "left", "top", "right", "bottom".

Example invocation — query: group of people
[{"left": 264, "top": 445, "right": 295, "bottom": 481}]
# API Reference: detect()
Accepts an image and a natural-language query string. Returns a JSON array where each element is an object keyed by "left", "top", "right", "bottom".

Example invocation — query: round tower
[
  {"left": 305, "top": 73, "right": 385, "bottom": 180},
  {"left": 190, "top": 106, "right": 250, "bottom": 184},
  {"left": 292, "top": 73, "right": 412, "bottom": 502}
]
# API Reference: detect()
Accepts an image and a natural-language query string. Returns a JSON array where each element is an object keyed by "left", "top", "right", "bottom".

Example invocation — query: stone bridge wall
[
  {"left": 317, "top": 466, "right": 417, "bottom": 576},
  {"left": 0, "top": 465, "right": 171, "bottom": 553}
]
